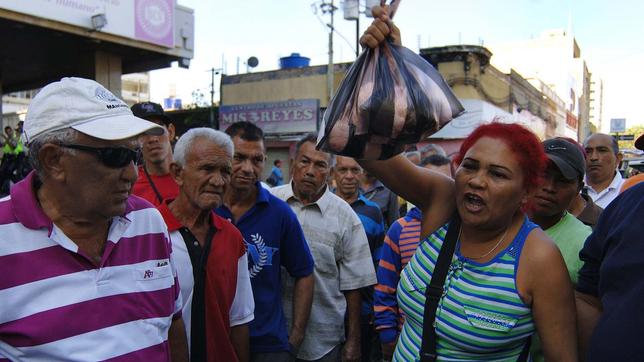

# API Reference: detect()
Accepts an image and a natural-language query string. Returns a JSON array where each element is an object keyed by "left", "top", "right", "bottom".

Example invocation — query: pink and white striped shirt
[{"left": 0, "top": 172, "right": 182, "bottom": 361}]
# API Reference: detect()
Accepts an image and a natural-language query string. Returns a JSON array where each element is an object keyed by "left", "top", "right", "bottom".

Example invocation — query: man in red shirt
[
  {"left": 158, "top": 127, "right": 254, "bottom": 362},
  {"left": 131, "top": 101, "right": 179, "bottom": 205}
]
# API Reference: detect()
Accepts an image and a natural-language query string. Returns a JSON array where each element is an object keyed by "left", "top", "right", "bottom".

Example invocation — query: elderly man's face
[
  {"left": 174, "top": 137, "right": 232, "bottom": 210},
  {"left": 59, "top": 133, "right": 139, "bottom": 218}
]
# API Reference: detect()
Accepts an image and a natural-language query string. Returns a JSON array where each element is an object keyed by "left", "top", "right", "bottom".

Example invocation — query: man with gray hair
[
  {"left": 272, "top": 134, "right": 376, "bottom": 362},
  {"left": 583, "top": 133, "right": 624, "bottom": 208},
  {"left": 0, "top": 77, "right": 188, "bottom": 360},
  {"left": 157, "top": 127, "right": 254, "bottom": 362}
]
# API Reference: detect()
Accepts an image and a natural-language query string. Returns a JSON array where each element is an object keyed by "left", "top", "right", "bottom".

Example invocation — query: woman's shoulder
[
  {"left": 516, "top": 226, "right": 570, "bottom": 304},
  {"left": 522, "top": 227, "right": 562, "bottom": 263}
]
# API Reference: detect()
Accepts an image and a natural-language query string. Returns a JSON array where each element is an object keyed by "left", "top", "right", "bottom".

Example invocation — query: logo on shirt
[
  {"left": 245, "top": 233, "right": 278, "bottom": 278},
  {"left": 143, "top": 270, "right": 154, "bottom": 279}
]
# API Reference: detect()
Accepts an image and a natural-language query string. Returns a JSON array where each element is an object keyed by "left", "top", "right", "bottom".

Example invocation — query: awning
[{"left": 429, "top": 99, "right": 511, "bottom": 140}]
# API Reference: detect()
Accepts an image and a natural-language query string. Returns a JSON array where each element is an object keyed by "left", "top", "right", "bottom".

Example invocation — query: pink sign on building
[{"left": 135, "top": 0, "right": 174, "bottom": 48}]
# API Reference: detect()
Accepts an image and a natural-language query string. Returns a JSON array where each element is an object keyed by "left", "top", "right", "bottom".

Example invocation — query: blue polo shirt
[
  {"left": 349, "top": 194, "right": 385, "bottom": 316},
  {"left": 216, "top": 183, "right": 314, "bottom": 353}
]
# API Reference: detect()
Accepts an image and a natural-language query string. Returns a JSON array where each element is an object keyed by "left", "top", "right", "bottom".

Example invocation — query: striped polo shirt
[
  {"left": 0, "top": 172, "right": 182, "bottom": 361},
  {"left": 374, "top": 206, "right": 422, "bottom": 343},
  {"left": 394, "top": 217, "right": 537, "bottom": 361}
]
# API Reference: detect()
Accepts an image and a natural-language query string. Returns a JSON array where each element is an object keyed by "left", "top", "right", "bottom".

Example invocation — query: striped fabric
[
  {"left": 374, "top": 207, "right": 422, "bottom": 343},
  {"left": 394, "top": 217, "right": 537, "bottom": 361},
  {"left": 0, "top": 173, "right": 182, "bottom": 361}
]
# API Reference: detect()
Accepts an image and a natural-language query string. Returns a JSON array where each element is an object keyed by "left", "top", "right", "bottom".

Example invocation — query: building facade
[{"left": 488, "top": 29, "right": 593, "bottom": 141}]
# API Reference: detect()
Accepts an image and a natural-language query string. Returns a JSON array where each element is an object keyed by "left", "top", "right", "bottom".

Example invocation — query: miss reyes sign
[{"left": 219, "top": 99, "right": 319, "bottom": 134}]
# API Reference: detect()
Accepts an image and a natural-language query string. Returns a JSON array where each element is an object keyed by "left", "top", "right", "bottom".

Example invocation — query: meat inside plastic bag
[{"left": 317, "top": 40, "right": 464, "bottom": 160}]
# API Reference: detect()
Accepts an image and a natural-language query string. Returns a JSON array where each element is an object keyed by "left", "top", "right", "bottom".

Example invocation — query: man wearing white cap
[{"left": 0, "top": 77, "right": 188, "bottom": 361}]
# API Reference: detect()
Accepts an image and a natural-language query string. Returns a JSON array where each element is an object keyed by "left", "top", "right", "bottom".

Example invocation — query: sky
[{"left": 149, "top": 0, "right": 644, "bottom": 133}]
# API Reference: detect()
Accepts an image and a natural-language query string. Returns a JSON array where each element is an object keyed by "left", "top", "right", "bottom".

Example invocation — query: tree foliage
[{"left": 617, "top": 125, "right": 644, "bottom": 150}]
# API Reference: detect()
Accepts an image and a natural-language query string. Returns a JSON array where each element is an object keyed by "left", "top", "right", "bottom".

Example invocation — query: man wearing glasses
[
  {"left": 0, "top": 77, "right": 188, "bottom": 361},
  {"left": 131, "top": 101, "right": 179, "bottom": 206}
]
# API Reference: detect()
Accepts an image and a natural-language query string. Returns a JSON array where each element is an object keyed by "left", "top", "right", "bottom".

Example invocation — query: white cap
[{"left": 23, "top": 77, "right": 164, "bottom": 144}]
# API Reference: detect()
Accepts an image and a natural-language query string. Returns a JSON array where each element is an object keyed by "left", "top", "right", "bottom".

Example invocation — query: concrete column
[
  {"left": 0, "top": 76, "right": 3, "bottom": 131},
  {"left": 93, "top": 51, "right": 122, "bottom": 98}
]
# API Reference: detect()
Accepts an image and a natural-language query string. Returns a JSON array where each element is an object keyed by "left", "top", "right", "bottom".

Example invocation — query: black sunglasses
[{"left": 59, "top": 144, "right": 142, "bottom": 168}]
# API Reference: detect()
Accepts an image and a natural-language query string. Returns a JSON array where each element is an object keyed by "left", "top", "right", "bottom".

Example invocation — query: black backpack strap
[
  {"left": 143, "top": 165, "right": 165, "bottom": 204},
  {"left": 178, "top": 225, "right": 217, "bottom": 362},
  {"left": 420, "top": 213, "right": 461, "bottom": 362},
  {"left": 518, "top": 335, "right": 532, "bottom": 361}
]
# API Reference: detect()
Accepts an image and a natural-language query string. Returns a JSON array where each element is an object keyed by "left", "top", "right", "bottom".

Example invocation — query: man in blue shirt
[
  {"left": 266, "top": 159, "right": 283, "bottom": 187},
  {"left": 332, "top": 155, "right": 385, "bottom": 362},
  {"left": 217, "top": 121, "right": 314, "bottom": 362},
  {"left": 575, "top": 133, "right": 644, "bottom": 361}
]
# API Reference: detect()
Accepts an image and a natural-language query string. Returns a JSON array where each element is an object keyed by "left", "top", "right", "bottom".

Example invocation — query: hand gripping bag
[{"left": 316, "top": 0, "right": 464, "bottom": 159}]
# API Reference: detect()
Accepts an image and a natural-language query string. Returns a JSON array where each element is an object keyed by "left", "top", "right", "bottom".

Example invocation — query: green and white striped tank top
[{"left": 394, "top": 217, "right": 537, "bottom": 361}]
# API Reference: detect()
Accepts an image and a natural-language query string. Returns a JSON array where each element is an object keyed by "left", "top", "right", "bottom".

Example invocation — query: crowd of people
[
  {"left": 0, "top": 121, "right": 31, "bottom": 195},
  {"left": 1, "top": 8, "right": 644, "bottom": 362}
]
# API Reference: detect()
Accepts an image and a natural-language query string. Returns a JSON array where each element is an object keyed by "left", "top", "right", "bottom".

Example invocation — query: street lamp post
[
  {"left": 343, "top": 0, "right": 378, "bottom": 57},
  {"left": 208, "top": 67, "right": 222, "bottom": 129}
]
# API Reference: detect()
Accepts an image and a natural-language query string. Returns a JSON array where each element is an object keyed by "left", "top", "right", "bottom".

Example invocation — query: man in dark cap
[
  {"left": 130, "top": 101, "right": 178, "bottom": 205},
  {"left": 528, "top": 138, "right": 593, "bottom": 362},
  {"left": 530, "top": 138, "right": 592, "bottom": 285}
]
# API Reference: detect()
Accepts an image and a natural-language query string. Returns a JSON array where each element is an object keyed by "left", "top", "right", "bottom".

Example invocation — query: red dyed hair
[{"left": 454, "top": 122, "right": 547, "bottom": 192}]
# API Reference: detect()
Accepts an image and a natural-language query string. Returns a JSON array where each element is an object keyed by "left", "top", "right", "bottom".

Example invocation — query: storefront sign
[
  {"left": 219, "top": 99, "right": 319, "bottom": 134},
  {"left": 566, "top": 111, "right": 578, "bottom": 130},
  {"left": 0, "top": 0, "right": 174, "bottom": 47}
]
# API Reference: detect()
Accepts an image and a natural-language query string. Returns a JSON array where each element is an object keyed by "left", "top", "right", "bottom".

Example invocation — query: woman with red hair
[
  {"left": 362, "top": 121, "right": 577, "bottom": 361},
  {"left": 358, "top": 8, "right": 577, "bottom": 361}
]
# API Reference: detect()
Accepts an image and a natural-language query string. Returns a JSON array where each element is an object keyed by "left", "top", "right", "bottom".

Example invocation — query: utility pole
[
  {"left": 208, "top": 67, "right": 222, "bottom": 129},
  {"left": 322, "top": 0, "right": 336, "bottom": 103},
  {"left": 210, "top": 67, "right": 215, "bottom": 129}
]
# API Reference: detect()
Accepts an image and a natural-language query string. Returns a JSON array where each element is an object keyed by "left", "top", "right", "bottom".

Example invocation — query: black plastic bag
[{"left": 316, "top": 9, "right": 464, "bottom": 159}]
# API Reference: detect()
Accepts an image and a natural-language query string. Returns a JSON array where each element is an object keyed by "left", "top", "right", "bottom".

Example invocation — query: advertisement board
[
  {"left": 610, "top": 118, "right": 626, "bottom": 133},
  {"left": 0, "top": 0, "right": 174, "bottom": 47},
  {"left": 219, "top": 99, "right": 320, "bottom": 134}
]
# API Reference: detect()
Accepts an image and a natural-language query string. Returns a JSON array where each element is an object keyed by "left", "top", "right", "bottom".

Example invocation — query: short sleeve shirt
[
  {"left": 131, "top": 166, "right": 179, "bottom": 206},
  {"left": 544, "top": 212, "right": 591, "bottom": 285},
  {"left": 0, "top": 172, "right": 182, "bottom": 361},
  {"left": 271, "top": 183, "right": 377, "bottom": 360},
  {"left": 216, "top": 183, "right": 314, "bottom": 353}
]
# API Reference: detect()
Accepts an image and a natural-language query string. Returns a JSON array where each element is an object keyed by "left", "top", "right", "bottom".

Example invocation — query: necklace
[{"left": 459, "top": 226, "right": 510, "bottom": 260}]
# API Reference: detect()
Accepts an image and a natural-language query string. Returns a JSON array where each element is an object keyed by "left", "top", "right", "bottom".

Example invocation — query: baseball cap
[
  {"left": 131, "top": 101, "right": 172, "bottom": 124},
  {"left": 635, "top": 133, "right": 644, "bottom": 151},
  {"left": 23, "top": 77, "right": 163, "bottom": 145},
  {"left": 543, "top": 138, "right": 585, "bottom": 180}
]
